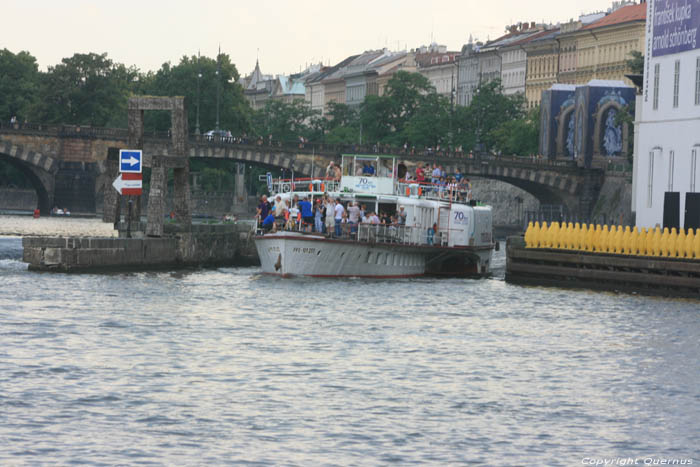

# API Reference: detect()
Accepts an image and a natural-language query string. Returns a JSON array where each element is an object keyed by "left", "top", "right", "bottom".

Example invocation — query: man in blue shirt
[
  {"left": 261, "top": 212, "right": 275, "bottom": 232},
  {"left": 298, "top": 196, "right": 313, "bottom": 232}
]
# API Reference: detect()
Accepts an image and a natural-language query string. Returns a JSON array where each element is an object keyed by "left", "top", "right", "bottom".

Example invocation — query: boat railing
[
  {"left": 395, "top": 180, "right": 472, "bottom": 204},
  {"left": 257, "top": 219, "right": 443, "bottom": 246},
  {"left": 270, "top": 177, "right": 340, "bottom": 195}
]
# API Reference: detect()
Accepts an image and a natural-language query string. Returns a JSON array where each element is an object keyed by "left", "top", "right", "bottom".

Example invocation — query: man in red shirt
[{"left": 415, "top": 163, "right": 425, "bottom": 183}]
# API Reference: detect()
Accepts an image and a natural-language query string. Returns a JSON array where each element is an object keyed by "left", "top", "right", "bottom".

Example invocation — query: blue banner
[{"left": 652, "top": 0, "right": 700, "bottom": 57}]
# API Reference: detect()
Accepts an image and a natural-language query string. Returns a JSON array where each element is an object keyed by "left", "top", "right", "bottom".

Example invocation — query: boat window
[{"left": 376, "top": 253, "right": 383, "bottom": 264}]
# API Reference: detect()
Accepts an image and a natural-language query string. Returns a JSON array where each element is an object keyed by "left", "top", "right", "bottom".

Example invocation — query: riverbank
[{"left": 0, "top": 215, "right": 117, "bottom": 238}]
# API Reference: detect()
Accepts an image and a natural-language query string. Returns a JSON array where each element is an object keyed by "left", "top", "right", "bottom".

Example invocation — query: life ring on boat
[{"left": 282, "top": 184, "right": 291, "bottom": 193}]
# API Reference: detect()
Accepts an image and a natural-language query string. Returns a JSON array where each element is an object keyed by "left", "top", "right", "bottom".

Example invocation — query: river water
[{"left": 1, "top": 236, "right": 698, "bottom": 465}]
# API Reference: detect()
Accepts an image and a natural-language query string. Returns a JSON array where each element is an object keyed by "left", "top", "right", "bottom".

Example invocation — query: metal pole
[
  {"left": 127, "top": 197, "right": 133, "bottom": 238},
  {"left": 215, "top": 45, "right": 221, "bottom": 132},
  {"left": 195, "top": 50, "right": 201, "bottom": 135}
]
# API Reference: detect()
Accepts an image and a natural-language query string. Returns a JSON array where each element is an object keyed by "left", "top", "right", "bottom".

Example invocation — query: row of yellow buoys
[{"left": 524, "top": 221, "right": 700, "bottom": 258}]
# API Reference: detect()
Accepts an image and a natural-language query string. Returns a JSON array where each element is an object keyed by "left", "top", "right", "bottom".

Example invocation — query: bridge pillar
[
  {"left": 173, "top": 161, "right": 191, "bottom": 226},
  {"left": 146, "top": 156, "right": 166, "bottom": 237},
  {"left": 102, "top": 148, "right": 120, "bottom": 224}
]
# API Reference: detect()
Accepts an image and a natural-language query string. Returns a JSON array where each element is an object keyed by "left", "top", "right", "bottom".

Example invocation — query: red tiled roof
[{"left": 582, "top": 3, "right": 646, "bottom": 30}]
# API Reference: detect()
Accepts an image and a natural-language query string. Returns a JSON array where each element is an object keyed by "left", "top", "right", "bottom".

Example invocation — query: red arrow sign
[{"left": 112, "top": 173, "right": 143, "bottom": 195}]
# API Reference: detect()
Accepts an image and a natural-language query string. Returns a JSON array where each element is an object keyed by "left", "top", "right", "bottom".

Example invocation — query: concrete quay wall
[
  {"left": 22, "top": 222, "right": 259, "bottom": 272},
  {"left": 505, "top": 236, "right": 700, "bottom": 299}
]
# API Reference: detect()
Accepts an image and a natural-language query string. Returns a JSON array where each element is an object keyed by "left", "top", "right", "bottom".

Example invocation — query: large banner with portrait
[{"left": 652, "top": 0, "right": 700, "bottom": 57}]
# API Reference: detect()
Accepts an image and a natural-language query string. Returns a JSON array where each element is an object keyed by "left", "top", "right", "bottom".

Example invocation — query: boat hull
[
  {"left": 254, "top": 232, "right": 493, "bottom": 278},
  {"left": 254, "top": 232, "right": 425, "bottom": 278}
]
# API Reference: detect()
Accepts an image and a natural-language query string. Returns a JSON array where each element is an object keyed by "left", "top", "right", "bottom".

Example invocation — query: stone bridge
[{"left": 0, "top": 123, "right": 607, "bottom": 219}]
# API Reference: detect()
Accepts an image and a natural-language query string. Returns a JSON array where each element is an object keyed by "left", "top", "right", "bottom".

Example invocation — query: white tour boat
[{"left": 254, "top": 154, "right": 495, "bottom": 278}]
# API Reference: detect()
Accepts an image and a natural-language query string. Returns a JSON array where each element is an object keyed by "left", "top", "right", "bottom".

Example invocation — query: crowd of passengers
[
  {"left": 322, "top": 161, "right": 473, "bottom": 201},
  {"left": 257, "top": 193, "right": 411, "bottom": 238}
]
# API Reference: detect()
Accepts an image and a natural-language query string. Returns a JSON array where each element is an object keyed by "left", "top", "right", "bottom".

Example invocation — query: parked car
[{"left": 204, "top": 130, "right": 232, "bottom": 142}]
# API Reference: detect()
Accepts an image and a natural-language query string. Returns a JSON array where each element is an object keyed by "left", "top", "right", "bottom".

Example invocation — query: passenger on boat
[
  {"left": 287, "top": 202, "right": 300, "bottom": 230},
  {"left": 299, "top": 196, "right": 313, "bottom": 232},
  {"left": 381, "top": 211, "right": 391, "bottom": 225},
  {"left": 362, "top": 162, "right": 375, "bottom": 176},
  {"left": 314, "top": 200, "right": 324, "bottom": 233},
  {"left": 369, "top": 212, "right": 380, "bottom": 224},
  {"left": 274, "top": 195, "right": 286, "bottom": 218},
  {"left": 262, "top": 212, "right": 275, "bottom": 232},
  {"left": 431, "top": 164, "right": 441, "bottom": 184},
  {"left": 339, "top": 211, "right": 350, "bottom": 238},
  {"left": 324, "top": 198, "right": 335, "bottom": 235},
  {"left": 334, "top": 164, "right": 342, "bottom": 181},
  {"left": 334, "top": 199, "right": 345, "bottom": 237},
  {"left": 325, "top": 161, "right": 336, "bottom": 179},
  {"left": 415, "top": 163, "right": 425, "bottom": 183},
  {"left": 256, "top": 195, "right": 270, "bottom": 226},
  {"left": 397, "top": 206, "right": 407, "bottom": 225}
]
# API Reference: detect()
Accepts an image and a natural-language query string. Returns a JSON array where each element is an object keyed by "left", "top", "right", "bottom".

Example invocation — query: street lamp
[
  {"left": 215, "top": 45, "right": 221, "bottom": 132},
  {"left": 195, "top": 50, "right": 201, "bottom": 135}
]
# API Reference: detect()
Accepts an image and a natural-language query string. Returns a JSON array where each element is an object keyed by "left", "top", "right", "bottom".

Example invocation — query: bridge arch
[{"left": 0, "top": 143, "right": 58, "bottom": 214}]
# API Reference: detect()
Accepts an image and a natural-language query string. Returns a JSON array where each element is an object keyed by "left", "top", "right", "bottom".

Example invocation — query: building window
[
  {"left": 695, "top": 57, "right": 700, "bottom": 105},
  {"left": 691, "top": 148, "right": 697, "bottom": 192},
  {"left": 648, "top": 150, "right": 655, "bottom": 208},
  {"left": 673, "top": 60, "right": 680, "bottom": 108},
  {"left": 653, "top": 63, "right": 660, "bottom": 110},
  {"left": 668, "top": 150, "right": 675, "bottom": 192}
]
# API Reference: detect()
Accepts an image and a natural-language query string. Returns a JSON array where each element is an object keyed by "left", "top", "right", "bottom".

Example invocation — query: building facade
[
  {"left": 559, "top": 2, "right": 646, "bottom": 86},
  {"left": 633, "top": 0, "right": 700, "bottom": 230},
  {"left": 524, "top": 29, "right": 561, "bottom": 108},
  {"left": 415, "top": 44, "right": 459, "bottom": 98},
  {"left": 456, "top": 41, "right": 480, "bottom": 106}
]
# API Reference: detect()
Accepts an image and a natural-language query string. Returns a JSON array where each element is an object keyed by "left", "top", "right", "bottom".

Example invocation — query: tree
[
  {"left": 139, "top": 53, "right": 251, "bottom": 134},
  {"left": 402, "top": 93, "right": 450, "bottom": 148},
  {"left": 626, "top": 50, "right": 644, "bottom": 75},
  {"left": 0, "top": 49, "right": 40, "bottom": 123},
  {"left": 33, "top": 52, "right": 136, "bottom": 127},
  {"left": 252, "top": 99, "right": 320, "bottom": 143},
  {"left": 326, "top": 102, "right": 359, "bottom": 130},
  {"left": 383, "top": 71, "right": 434, "bottom": 142},
  {"left": 359, "top": 95, "right": 393, "bottom": 143},
  {"left": 462, "top": 79, "right": 525, "bottom": 152},
  {"left": 491, "top": 106, "right": 539, "bottom": 156}
]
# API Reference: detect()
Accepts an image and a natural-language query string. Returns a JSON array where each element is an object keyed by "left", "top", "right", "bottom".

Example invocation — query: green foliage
[
  {"left": 198, "top": 167, "right": 234, "bottom": 191},
  {"left": 0, "top": 49, "right": 40, "bottom": 123},
  {"left": 402, "top": 93, "right": 450, "bottom": 147},
  {"left": 325, "top": 125, "right": 360, "bottom": 144},
  {"left": 325, "top": 102, "right": 359, "bottom": 130},
  {"left": 139, "top": 53, "right": 251, "bottom": 134},
  {"left": 252, "top": 99, "right": 322, "bottom": 142},
  {"left": 32, "top": 52, "right": 136, "bottom": 127},
  {"left": 491, "top": 106, "right": 540, "bottom": 156},
  {"left": 626, "top": 50, "right": 644, "bottom": 75},
  {"left": 360, "top": 95, "right": 393, "bottom": 143}
]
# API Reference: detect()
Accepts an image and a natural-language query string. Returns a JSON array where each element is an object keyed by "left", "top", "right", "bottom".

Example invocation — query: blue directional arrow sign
[{"left": 119, "top": 149, "right": 142, "bottom": 174}]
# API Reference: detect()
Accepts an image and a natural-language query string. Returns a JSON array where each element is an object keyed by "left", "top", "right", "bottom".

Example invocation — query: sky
[{"left": 4, "top": 0, "right": 622, "bottom": 77}]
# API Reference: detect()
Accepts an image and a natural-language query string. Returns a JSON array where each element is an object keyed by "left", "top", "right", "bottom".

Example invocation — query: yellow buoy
[
  {"left": 621, "top": 226, "right": 631, "bottom": 254},
  {"left": 524, "top": 221, "right": 534, "bottom": 248},
  {"left": 601, "top": 225, "right": 610, "bottom": 253},
  {"left": 685, "top": 228, "right": 695, "bottom": 258},
  {"left": 668, "top": 227, "right": 679, "bottom": 258}
]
